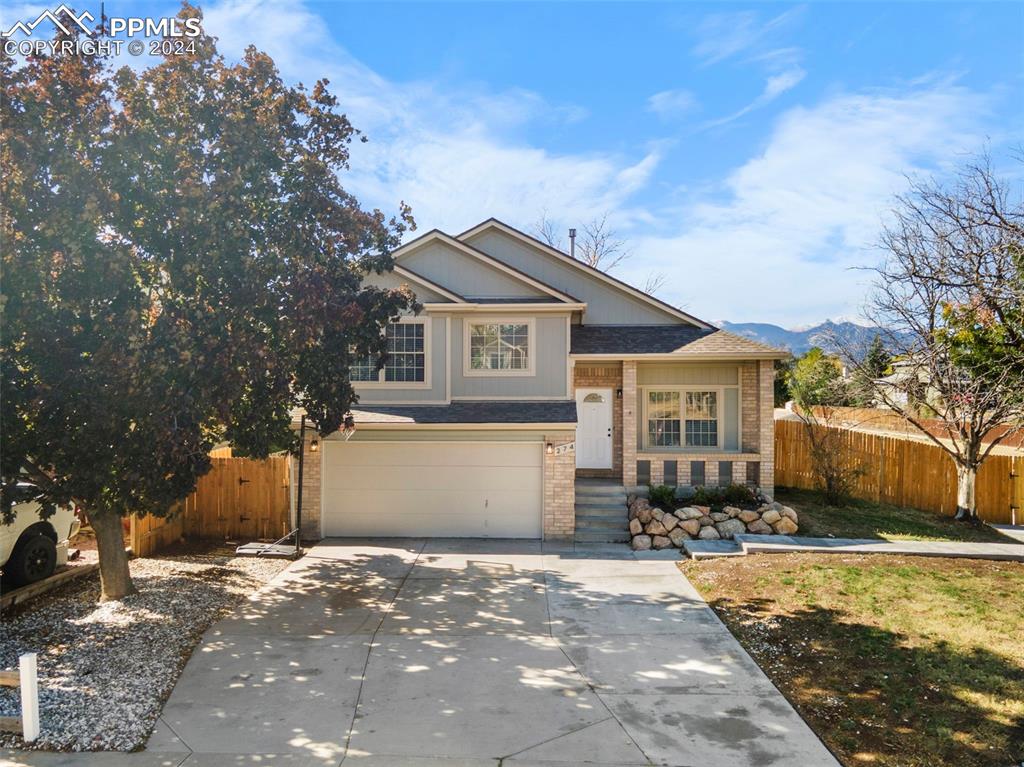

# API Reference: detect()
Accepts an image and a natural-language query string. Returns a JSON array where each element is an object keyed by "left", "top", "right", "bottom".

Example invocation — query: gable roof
[
  {"left": 391, "top": 264, "right": 468, "bottom": 303},
  {"left": 393, "top": 229, "right": 579, "bottom": 304},
  {"left": 458, "top": 218, "right": 712, "bottom": 329},
  {"left": 570, "top": 325, "right": 790, "bottom": 359}
]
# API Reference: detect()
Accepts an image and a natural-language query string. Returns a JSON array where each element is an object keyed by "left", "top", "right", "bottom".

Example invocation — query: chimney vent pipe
[{"left": 569, "top": 228, "right": 577, "bottom": 259}]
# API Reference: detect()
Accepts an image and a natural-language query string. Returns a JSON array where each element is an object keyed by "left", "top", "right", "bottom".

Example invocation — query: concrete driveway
[{"left": 143, "top": 539, "right": 839, "bottom": 767}]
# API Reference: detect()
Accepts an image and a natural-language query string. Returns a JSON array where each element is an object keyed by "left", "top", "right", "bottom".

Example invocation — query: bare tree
[
  {"left": 532, "top": 211, "right": 628, "bottom": 271},
  {"left": 849, "top": 155, "right": 1024, "bottom": 521},
  {"left": 642, "top": 271, "right": 668, "bottom": 295},
  {"left": 532, "top": 210, "right": 667, "bottom": 295}
]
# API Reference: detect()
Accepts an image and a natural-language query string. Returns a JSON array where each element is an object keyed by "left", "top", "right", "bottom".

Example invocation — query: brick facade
[
  {"left": 740, "top": 361, "right": 760, "bottom": 452},
  {"left": 622, "top": 360, "right": 639, "bottom": 487},
  {"left": 296, "top": 435, "right": 322, "bottom": 541},
  {"left": 758, "top": 360, "right": 776, "bottom": 500},
  {"left": 572, "top": 363, "right": 623, "bottom": 479},
  {"left": 542, "top": 432, "right": 576, "bottom": 539}
]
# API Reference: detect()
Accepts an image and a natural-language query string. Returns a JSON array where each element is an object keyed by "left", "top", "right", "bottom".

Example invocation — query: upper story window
[
  {"left": 351, "top": 320, "right": 427, "bottom": 384},
  {"left": 645, "top": 389, "right": 719, "bottom": 448},
  {"left": 466, "top": 320, "right": 533, "bottom": 374}
]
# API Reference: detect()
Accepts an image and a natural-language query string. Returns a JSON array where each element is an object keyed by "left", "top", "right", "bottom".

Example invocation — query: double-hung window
[
  {"left": 467, "top": 320, "right": 532, "bottom": 373},
  {"left": 645, "top": 389, "right": 719, "bottom": 448},
  {"left": 351, "top": 320, "right": 427, "bottom": 384}
]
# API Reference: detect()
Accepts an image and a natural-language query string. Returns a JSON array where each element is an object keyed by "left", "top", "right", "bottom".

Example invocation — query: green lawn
[
  {"left": 682, "top": 553, "right": 1024, "bottom": 767},
  {"left": 776, "top": 486, "right": 1011, "bottom": 543}
]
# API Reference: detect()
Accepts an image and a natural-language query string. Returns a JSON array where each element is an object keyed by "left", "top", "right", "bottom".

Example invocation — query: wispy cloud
[
  {"left": 647, "top": 89, "right": 700, "bottom": 119},
  {"left": 691, "top": 7, "right": 804, "bottom": 66},
  {"left": 623, "top": 81, "right": 992, "bottom": 325},
  {"left": 201, "top": 0, "right": 654, "bottom": 233},
  {"left": 703, "top": 67, "right": 806, "bottom": 128}
]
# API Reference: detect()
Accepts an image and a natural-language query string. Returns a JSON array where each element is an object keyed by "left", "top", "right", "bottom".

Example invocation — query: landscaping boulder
[
  {"left": 710, "top": 511, "right": 730, "bottom": 523},
  {"left": 761, "top": 508, "right": 782, "bottom": 525},
  {"left": 629, "top": 518, "right": 643, "bottom": 536},
  {"left": 715, "top": 518, "right": 747, "bottom": 539},
  {"left": 693, "top": 505, "right": 711, "bottom": 514},
  {"left": 723, "top": 506, "right": 742, "bottom": 518},
  {"left": 746, "top": 519, "right": 772, "bottom": 535},
  {"left": 636, "top": 506, "right": 653, "bottom": 525},
  {"left": 661, "top": 514, "right": 679, "bottom": 533},
  {"left": 738, "top": 509, "right": 760, "bottom": 524},
  {"left": 645, "top": 519, "right": 668, "bottom": 536},
  {"left": 651, "top": 535, "right": 673, "bottom": 550},
  {"left": 668, "top": 528, "right": 690, "bottom": 547},
  {"left": 628, "top": 498, "right": 650, "bottom": 519},
  {"left": 631, "top": 534, "right": 652, "bottom": 551},
  {"left": 680, "top": 518, "right": 701, "bottom": 536},
  {"left": 698, "top": 516, "right": 715, "bottom": 527},
  {"left": 780, "top": 506, "right": 799, "bottom": 523},
  {"left": 773, "top": 517, "right": 799, "bottom": 535},
  {"left": 676, "top": 507, "right": 703, "bottom": 521},
  {"left": 651, "top": 508, "right": 666, "bottom": 522},
  {"left": 697, "top": 526, "right": 721, "bottom": 540}
]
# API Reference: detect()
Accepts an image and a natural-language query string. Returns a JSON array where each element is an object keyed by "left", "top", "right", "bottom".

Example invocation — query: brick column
[
  {"left": 622, "top": 360, "right": 638, "bottom": 487},
  {"left": 758, "top": 360, "right": 776, "bottom": 500},
  {"left": 543, "top": 432, "right": 576, "bottom": 539},
  {"left": 297, "top": 436, "right": 322, "bottom": 540},
  {"left": 650, "top": 460, "right": 664, "bottom": 485},
  {"left": 740, "top": 361, "right": 759, "bottom": 452},
  {"left": 705, "top": 460, "right": 719, "bottom": 487}
]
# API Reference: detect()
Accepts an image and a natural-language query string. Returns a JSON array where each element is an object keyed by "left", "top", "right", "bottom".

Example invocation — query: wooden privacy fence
[
  {"left": 130, "top": 454, "right": 290, "bottom": 557},
  {"left": 775, "top": 418, "right": 1023, "bottom": 524}
]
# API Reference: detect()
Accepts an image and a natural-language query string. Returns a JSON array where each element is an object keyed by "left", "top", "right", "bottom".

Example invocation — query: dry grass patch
[{"left": 681, "top": 553, "right": 1024, "bottom": 767}]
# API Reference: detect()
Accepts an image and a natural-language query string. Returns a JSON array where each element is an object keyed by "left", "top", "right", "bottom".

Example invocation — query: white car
[{"left": 1, "top": 484, "right": 81, "bottom": 587}]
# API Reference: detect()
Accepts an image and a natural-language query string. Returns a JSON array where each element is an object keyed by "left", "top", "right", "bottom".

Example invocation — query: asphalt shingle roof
[
  {"left": 350, "top": 400, "right": 577, "bottom": 424},
  {"left": 570, "top": 325, "right": 789, "bottom": 358}
]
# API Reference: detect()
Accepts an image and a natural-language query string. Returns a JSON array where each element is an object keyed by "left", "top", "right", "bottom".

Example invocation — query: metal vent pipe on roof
[{"left": 569, "top": 228, "right": 576, "bottom": 259}]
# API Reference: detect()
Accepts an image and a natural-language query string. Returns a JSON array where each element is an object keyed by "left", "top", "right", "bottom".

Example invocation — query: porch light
[
  {"left": 616, "top": 388, "right": 623, "bottom": 399},
  {"left": 309, "top": 439, "right": 319, "bottom": 453},
  {"left": 546, "top": 443, "right": 554, "bottom": 454}
]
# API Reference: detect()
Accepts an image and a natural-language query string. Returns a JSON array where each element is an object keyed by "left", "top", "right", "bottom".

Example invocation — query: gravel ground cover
[{"left": 0, "top": 543, "right": 289, "bottom": 751}]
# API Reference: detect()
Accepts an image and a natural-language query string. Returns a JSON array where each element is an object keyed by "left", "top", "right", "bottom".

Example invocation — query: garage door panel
[
  {"left": 321, "top": 440, "right": 543, "bottom": 538},
  {"left": 325, "top": 466, "right": 541, "bottom": 494},
  {"left": 330, "top": 443, "right": 541, "bottom": 468}
]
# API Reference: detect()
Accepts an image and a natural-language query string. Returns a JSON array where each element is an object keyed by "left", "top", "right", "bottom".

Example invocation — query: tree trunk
[
  {"left": 953, "top": 463, "right": 978, "bottom": 522},
  {"left": 90, "top": 509, "right": 136, "bottom": 601}
]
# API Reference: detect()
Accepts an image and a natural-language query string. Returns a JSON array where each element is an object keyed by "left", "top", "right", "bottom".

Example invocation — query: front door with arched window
[{"left": 575, "top": 388, "right": 613, "bottom": 469}]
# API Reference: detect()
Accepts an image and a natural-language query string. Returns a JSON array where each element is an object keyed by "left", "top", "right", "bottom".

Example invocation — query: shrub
[
  {"left": 691, "top": 486, "right": 725, "bottom": 509},
  {"left": 723, "top": 483, "right": 757, "bottom": 506},
  {"left": 648, "top": 483, "right": 676, "bottom": 510}
]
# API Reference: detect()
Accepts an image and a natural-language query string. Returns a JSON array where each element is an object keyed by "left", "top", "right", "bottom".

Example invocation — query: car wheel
[{"left": 8, "top": 534, "right": 57, "bottom": 586}]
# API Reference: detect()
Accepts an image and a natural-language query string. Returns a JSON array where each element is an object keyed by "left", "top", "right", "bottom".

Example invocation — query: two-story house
[{"left": 295, "top": 219, "right": 787, "bottom": 541}]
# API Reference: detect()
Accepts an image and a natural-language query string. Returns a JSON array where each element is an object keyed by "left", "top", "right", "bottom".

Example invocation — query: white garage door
[{"left": 321, "top": 440, "right": 543, "bottom": 538}]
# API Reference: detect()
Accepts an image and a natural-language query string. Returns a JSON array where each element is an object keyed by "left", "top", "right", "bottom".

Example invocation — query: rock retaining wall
[{"left": 628, "top": 497, "right": 799, "bottom": 551}]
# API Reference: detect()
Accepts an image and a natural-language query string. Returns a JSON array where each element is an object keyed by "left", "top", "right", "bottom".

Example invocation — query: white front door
[{"left": 575, "top": 387, "right": 613, "bottom": 469}]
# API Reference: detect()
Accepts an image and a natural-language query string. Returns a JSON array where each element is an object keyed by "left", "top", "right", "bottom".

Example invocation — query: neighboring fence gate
[
  {"left": 775, "top": 419, "right": 1023, "bottom": 525},
  {"left": 130, "top": 454, "right": 290, "bottom": 556}
]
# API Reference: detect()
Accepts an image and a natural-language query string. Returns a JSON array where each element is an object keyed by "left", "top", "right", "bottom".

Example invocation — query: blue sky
[{"left": 5, "top": 1, "right": 1023, "bottom": 325}]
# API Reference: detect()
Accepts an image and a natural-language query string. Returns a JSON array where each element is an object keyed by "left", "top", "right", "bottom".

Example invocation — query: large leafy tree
[{"left": 1, "top": 6, "right": 416, "bottom": 599}]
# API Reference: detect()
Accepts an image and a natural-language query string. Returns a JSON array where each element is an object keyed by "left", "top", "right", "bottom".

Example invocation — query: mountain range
[{"left": 717, "top": 320, "right": 886, "bottom": 357}]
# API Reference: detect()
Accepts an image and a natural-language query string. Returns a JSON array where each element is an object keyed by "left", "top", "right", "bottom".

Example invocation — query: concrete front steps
[{"left": 574, "top": 479, "right": 628, "bottom": 543}]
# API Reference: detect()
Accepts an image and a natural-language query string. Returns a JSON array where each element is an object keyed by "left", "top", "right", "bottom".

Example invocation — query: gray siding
[
  {"left": 355, "top": 315, "right": 447, "bottom": 404},
  {"left": 401, "top": 241, "right": 549, "bottom": 299},
  {"left": 362, "top": 270, "right": 451, "bottom": 303},
  {"left": 451, "top": 316, "right": 568, "bottom": 398},
  {"left": 637, "top": 363, "right": 739, "bottom": 385},
  {"left": 465, "top": 230, "right": 680, "bottom": 324}
]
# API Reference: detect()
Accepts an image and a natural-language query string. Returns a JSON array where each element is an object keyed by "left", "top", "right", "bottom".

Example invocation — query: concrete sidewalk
[
  {"left": 684, "top": 533, "right": 1024, "bottom": 561},
  {"left": 4, "top": 539, "right": 839, "bottom": 767}
]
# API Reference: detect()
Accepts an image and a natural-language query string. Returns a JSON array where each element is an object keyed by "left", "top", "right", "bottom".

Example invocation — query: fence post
[{"left": 19, "top": 653, "right": 39, "bottom": 742}]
